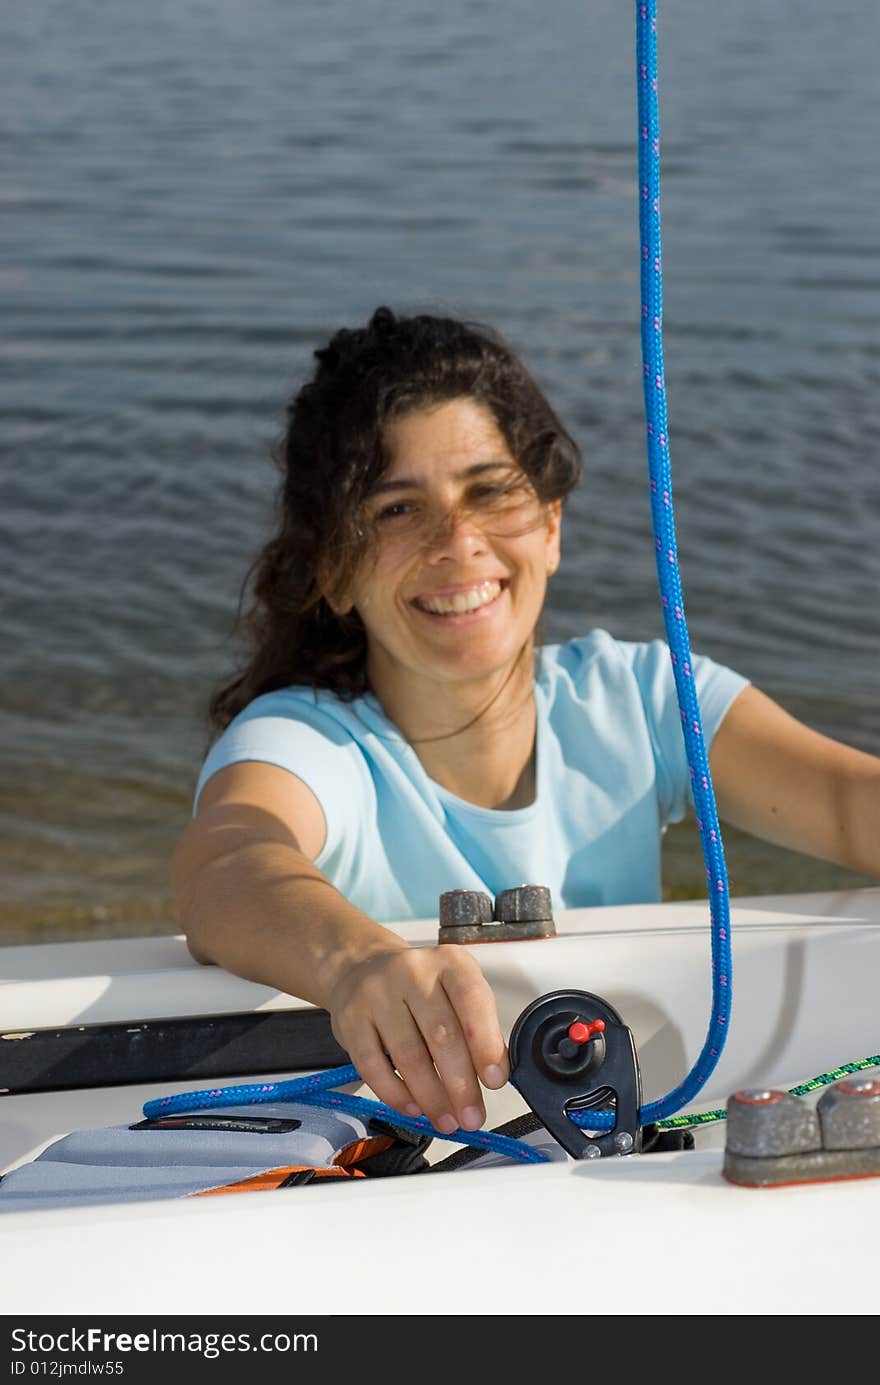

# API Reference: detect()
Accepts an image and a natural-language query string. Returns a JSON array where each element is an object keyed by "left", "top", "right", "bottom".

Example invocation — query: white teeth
[{"left": 416, "top": 580, "right": 502, "bottom": 615}]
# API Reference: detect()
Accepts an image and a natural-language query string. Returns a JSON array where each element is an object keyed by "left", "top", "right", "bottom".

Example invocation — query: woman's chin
[{"left": 415, "top": 633, "right": 530, "bottom": 685}]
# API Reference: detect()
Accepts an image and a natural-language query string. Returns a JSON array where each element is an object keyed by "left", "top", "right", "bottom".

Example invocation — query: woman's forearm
[
  {"left": 838, "top": 762, "right": 880, "bottom": 878},
  {"left": 175, "top": 832, "right": 508, "bottom": 1132},
  {"left": 711, "top": 686, "right": 880, "bottom": 878}
]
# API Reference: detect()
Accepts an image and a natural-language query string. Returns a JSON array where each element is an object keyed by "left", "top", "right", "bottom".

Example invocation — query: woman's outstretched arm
[
  {"left": 710, "top": 685, "right": 880, "bottom": 878},
  {"left": 172, "top": 762, "right": 508, "bottom": 1134}
]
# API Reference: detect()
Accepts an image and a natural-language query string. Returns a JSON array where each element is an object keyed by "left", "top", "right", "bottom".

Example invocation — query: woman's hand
[{"left": 325, "top": 944, "right": 509, "bottom": 1134}]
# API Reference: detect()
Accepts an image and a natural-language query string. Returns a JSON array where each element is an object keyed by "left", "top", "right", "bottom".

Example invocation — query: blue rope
[
  {"left": 142, "top": 1066, "right": 548, "bottom": 1165},
  {"left": 621, "top": 0, "right": 733, "bottom": 1125},
  {"left": 144, "top": 0, "right": 732, "bottom": 1157}
]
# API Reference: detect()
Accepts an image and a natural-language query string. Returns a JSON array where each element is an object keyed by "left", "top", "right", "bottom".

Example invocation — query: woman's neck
[{"left": 368, "top": 648, "right": 538, "bottom": 810}]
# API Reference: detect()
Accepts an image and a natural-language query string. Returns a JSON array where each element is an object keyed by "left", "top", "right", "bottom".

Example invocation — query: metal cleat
[{"left": 723, "top": 1078, "right": 880, "bottom": 1187}]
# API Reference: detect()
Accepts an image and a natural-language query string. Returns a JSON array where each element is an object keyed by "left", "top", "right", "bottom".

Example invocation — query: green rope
[{"left": 655, "top": 1054, "right": 880, "bottom": 1130}]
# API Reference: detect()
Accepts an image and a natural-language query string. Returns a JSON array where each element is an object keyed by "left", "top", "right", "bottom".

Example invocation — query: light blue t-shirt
[{"left": 194, "top": 630, "right": 748, "bottom": 922}]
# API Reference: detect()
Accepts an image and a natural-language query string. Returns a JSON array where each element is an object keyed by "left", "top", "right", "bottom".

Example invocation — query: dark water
[{"left": 2, "top": 0, "right": 879, "bottom": 942}]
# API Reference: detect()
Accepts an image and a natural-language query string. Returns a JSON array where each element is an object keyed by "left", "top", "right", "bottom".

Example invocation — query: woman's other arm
[
  {"left": 710, "top": 685, "right": 880, "bottom": 877},
  {"left": 172, "top": 763, "right": 508, "bottom": 1133}
]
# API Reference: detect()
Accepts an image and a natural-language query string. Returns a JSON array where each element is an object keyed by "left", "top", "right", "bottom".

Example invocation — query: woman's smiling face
[{"left": 342, "top": 397, "right": 561, "bottom": 695}]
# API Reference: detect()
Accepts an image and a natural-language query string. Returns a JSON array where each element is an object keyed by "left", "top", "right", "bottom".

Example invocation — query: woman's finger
[
  {"left": 378, "top": 1007, "right": 465, "bottom": 1133},
  {"left": 405, "top": 989, "right": 488, "bottom": 1132},
  {"left": 439, "top": 947, "right": 509, "bottom": 1090},
  {"left": 340, "top": 1020, "right": 420, "bottom": 1116}
]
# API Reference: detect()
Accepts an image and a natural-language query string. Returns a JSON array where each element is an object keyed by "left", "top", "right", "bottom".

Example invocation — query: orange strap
[{"left": 196, "top": 1165, "right": 365, "bottom": 1196}]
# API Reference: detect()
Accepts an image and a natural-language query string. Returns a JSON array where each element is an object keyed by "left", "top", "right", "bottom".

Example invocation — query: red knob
[{"left": 567, "top": 1019, "right": 605, "bottom": 1045}]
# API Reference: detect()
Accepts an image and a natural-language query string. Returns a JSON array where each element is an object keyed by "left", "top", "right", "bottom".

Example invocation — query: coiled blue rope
[{"left": 145, "top": 0, "right": 732, "bottom": 1159}]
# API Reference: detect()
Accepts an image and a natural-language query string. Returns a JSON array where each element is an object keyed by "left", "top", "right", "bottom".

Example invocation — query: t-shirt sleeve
[
  {"left": 624, "top": 638, "right": 750, "bottom": 824},
  {"left": 193, "top": 692, "right": 373, "bottom": 877}
]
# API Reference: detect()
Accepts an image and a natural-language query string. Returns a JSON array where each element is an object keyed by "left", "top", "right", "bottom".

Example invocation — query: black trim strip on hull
[{"left": 1, "top": 1009, "right": 350, "bottom": 1096}]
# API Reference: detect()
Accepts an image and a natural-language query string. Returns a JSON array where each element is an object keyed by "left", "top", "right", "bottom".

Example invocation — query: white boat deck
[{"left": 3, "top": 888, "right": 880, "bottom": 1315}]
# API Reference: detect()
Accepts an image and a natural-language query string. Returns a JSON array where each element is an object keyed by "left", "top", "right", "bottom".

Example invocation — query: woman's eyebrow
[{"left": 369, "top": 460, "right": 515, "bottom": 496}]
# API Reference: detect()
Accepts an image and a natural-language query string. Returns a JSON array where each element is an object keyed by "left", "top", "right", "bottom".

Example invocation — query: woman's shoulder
[
  {"left": 537, "top": 628, "right": 659, "bottom": 684},
  {"left": 221, "top": 684, "right": 371, "bottom": 740},
  {"left": 538, "top": 628, "right": 743, "bottom": 690},
  {"left": 536, "top": 630, "right": 749, "bottom": 749},
  {"left": 195, "top": 684, "right": 380, "bottom": 816}
]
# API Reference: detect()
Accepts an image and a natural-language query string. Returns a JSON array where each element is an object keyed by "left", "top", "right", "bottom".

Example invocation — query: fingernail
[
  {"left": 460, "top": 1106, "right": 484, "bottom": 1131},
  {"left": 404, "top": 1103, "right": 423, "bottom": 1118},
  {"left": 435, "top": 1113, "right": 458, "bottom": 1135},
  {"left": 481, "top": 1064, "right": 506, "bottom": 1089}
]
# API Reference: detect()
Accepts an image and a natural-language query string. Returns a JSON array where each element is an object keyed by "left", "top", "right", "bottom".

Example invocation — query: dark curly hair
[{"left": 209, "top": 306, "right": 582, "bottom": 733}]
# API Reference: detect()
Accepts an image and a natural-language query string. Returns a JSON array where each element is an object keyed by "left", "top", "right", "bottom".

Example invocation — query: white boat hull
[{"left": 3, "top": 888, "right": 880, "bottom": 1315}]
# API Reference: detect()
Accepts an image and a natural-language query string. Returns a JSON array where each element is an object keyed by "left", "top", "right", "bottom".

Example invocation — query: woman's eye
[
  {"left": 470, "top": 479, "right": 525, "bottom": 506},
  {"left": 375, "top": 501, "right": 416, "bottom": 522}
]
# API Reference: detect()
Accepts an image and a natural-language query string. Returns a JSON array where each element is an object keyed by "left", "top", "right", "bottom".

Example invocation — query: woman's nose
[{"left": 424, "top": 503, "right": 489, "bottom": 559}]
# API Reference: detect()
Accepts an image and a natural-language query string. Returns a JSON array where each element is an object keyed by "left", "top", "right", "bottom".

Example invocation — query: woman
[{"left": 173, "top": 305, "right": 880, "bottom": 1137}]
